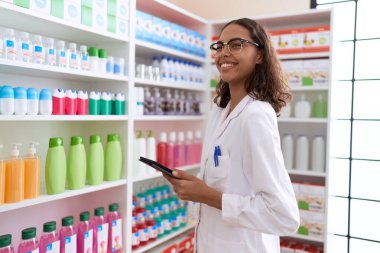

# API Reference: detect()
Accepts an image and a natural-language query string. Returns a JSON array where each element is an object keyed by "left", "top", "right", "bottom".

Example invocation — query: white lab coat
[{"left": 195, "top": 95, "right": 300, "bottom": 253}]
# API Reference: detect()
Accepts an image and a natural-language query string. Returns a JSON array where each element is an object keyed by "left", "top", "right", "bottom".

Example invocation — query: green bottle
[
  {"left": 312, "top": 94, "right": 328, "bottom": 118},
  {"left": 45, "top": 137, "right": 66, "bottom": 195},
  {"left": 87, "top": 135, "right": 104, "bottom": 185},
  {"left": 104, "top": 134, "right": 122, "bottom": 181},
  {"left": 67, "top": 136, "right": 86, "bottom": 190}
]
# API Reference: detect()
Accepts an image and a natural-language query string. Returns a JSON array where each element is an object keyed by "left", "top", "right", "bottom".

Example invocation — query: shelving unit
[
  {"left": 284, "top": 234, "right": 325, "bottom": 244},
  {"left": 134, "top": 78, "right": 206, "bottom": 91},
  {"left": 132, "top": 164, "right": 200, "bottom": 183},
  {"left": 0, "top": 115, "right": 129, "bottom": 121}
]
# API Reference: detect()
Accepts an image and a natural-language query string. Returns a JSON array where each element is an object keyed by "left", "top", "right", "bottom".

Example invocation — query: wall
[{"left": 167, "top": 0, "right": 310, "bottom": 20}]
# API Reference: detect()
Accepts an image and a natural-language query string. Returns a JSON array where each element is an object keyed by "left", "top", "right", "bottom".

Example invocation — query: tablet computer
[{"left": 139, "top": 156, "right": 177, "bottom": 178}]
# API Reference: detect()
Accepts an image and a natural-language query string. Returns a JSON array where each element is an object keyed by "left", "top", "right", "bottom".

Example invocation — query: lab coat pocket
[{"left": 207, "top": 155, "right": 230, "bottom": 191}]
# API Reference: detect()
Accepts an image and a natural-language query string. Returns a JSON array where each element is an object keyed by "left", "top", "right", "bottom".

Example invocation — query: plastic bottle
[
  {"left": 133, "top": 130, "right": 146, "bottom": 177},
  {"left": 0, "top": 145, "right": 4, "bottom": 205},
  {"left": 18, "top": 228, "right": 38, "bottom": 253},
  {"left": 294, "top": 94, "right": 311, "bottom": 118},
  {"left": 45, "top": 137, "right": 66, "bottom": 195},
  {"left": 0, "top": 234, "right": 14, "bottom": 253},
  {"left": 194, "top": 130, "right": 202, "bottom": 163},
  {"left": 100, "top": 92, "right": 112, "bottom": 115},
  {"left": 136, "top": 209, "right": 148, "bottom": 246},
  {"left": 111, "top": 93, "right": 116, "bottom": 115},
  {"left": 178, "top": 207, "right": 187, "bottom": 228},
  {"left": 77, "top": 90, "right": 88, "bottom": 115},
  {"left": 135, "top": 88, "right": 144, "bottom": 116},
  {"left": 281, "top": 135, "right": 294, "bottom": 170},
  {"left": 27, "top": 88, "right": 39, "bottom": 115},
  {"left": 146, "top": 209, "right": 157, "bottom": 242},
  {"left": 106, "top": 56, "right": 114, "bottom": 74},
  {"left": 104, "top": 134, "right": 122, "bottom": 181},
  {"left": 107, "top": 203, "right": 122, "bottom": 253},
  {"left": 4, "top": 28, "right": 17, "bottom": 60},
  {"left": 113, "top": 57, "right": 123, "bottom": 76},
  {"left": 52, "top": 89, "right": 65, "bottom": 115},
  {"left": 167, "top": 57, "right": 175, "bottom": 82},
  {"left": 67, "top": 136, "right": 86, "bottom": 189},
  {"left": 39, "top": 221, "right": 59, "bottom": 253},
  {"left": 159, "top": 56, "right": 169, "bottom": 82},
  {"left": 23, "top": 142, "right": 40, "bottom": 199},
  {"left": 39, "top": 89, "right": 52, "bottom": 115},
  {"left": 115, "top": 93, "right": 125, "bottom": 115},
  {"left": 312, "top": 94, "right": 328, "bottom": 118},
  {"left": 175, "top": 132, "right": 185, "bottom": 167},
  {"left": 92, "top": 207, "right": 109, "bottom": 253},
  {"left": 77, "top": 211, "right": 93, "bottom": 253},
  {"left": 57, "top": 40, "right": 67, "bottom": 68},
  {"left": 87, "top": 135, "right": 104, "bottom": 185},
  {"left": 89, "top": 91, "right": 101, "bottom": 115},
  {"left": 13, "top": 87, "right": 27, "bottom": 115},
  {"left": 152, "top": 56, "right": 160, "bottom": 69},
  {"left": 153, "top": 88, "right": 164, "bottom": 115},
  {"left": 18, "top": 32, "right": 32, "bottom": 62},
  {"left": 156, "top": 132, "right": 168, "bottom": 167},
  {"left": 186, "top": 92, "right": 194, "bottom": 115},
  {"left": 0, "top": 86, "right": 15, "bottom": 115},
  {"left": 143, "top": 88, "right": 154, "bottom": 115},
  {"left": 68, "top": 43, "right": 79, "bottom": 69},
  {"left": 173, "top": 90, "right": 181, "bottom": 115},
  {"left": 164, "top": 89, "right": 174, "bottom": 115},
  {"left": 167, "top": 132, "right": 176, "bottom": 168},
  {"left": 311, "top": 136, "right": 325, "bottom": 172},
  {"left": 0, "top": 32, "right": 3, "bottom": 59},
  {"left": 59, "top": 216, "right": 76, "bottom": 253},
  {"left": 98, "top": 49, "right": 107, "bottom": 74},
  {"left": 45, "top": 38, "right": 56, "bottom": 66},
  {"left": 295, "top": 135, "right": 309, "bottom": 171},
  {"left": 33, "top": 35, "right": 45, "bottom": 64},
  {"left": 185, "top": 131, "right": 193, "bottom": 165},
  {"left": 79, "top": 45, "right": 89, "bottom": 71},
  {"left": 4, "top": 144, "right": 24, "bottom": 203},
  {"left": 146, "top": 130, "right": 156, "bottom": 168},
  {"left": 88, "top": 47, "right": 99, "bottom": 73},
  {"left": 131, "top": 213, "right": 140, "bottom": 250},
  {"left": 65, "top": 90, "right": 77, "bottom": 115}
]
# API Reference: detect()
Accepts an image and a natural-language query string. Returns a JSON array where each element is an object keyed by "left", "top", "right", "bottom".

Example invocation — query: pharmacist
[{"left": 163, "top": 18, "right": 299, "bottom": 252}]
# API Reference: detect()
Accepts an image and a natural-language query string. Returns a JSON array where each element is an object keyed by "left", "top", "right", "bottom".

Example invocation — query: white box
[
  {"left": 282, "top": 60, "right": 303, "bottom": 87},
  {"left": 116, "top": 0, "right": 129, "bottom": 20},
  {"left": 298, "top": 210, "right": 324, "bottom": 238},
  {"left": 30, "top": 0, "right": 51, "bottom": 15},
  {"left": 298, "top": 183, "right": 325, "bottom": 212},
  {"left": 152, "top": 16, "right": 163, "bottom": 45},
  {"left": 303, "top": 59, "right": 329, "bottom": 86},
  {"left": 64, "top": 0, "right": 81, "bottom": 24},
  {"left": 93, "top": 0, "right": 107, "bottom": 11},
  {"left": 116, "top": 17, "right": 128, "bottom": 37},
  {"left": 93, "top": 8, "right": 107, "bottom": 32}
]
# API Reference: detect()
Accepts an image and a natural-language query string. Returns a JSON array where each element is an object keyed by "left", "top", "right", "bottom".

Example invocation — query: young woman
[{"left": 163, "top": 18, "right": 299, "bottom": 252}]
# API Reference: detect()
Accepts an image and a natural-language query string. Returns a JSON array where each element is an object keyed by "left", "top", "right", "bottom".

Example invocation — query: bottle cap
[
  {"left": 89, "top": 91, "right": 100, "bottom": 100},
  {"left": 46, "top": 38, "right": 54, "bottom": 46},
  {"left": 70, "top": 136, "right": 83, "bottom": 146},
  {"left": 11, "top": 143, "right": 21, "bottom": 157},
  {"left": 34, "top": 35, "right": 42, "bottom": 43},
  {"left": 39, "top": 89, "right": 52, "bottom": 101},
  {"left": 69, "top": 43, "right": 77, "bottom": 50},
  {"left": 5, "top": 28, "right": 15, "bottom": 36},
  {"left": 90, "top": 135, "right": 102, "bottom": 144},
  {"left": 21, "top": 228, "right": 36, "bottom": 240},
  {"left": 20, "top": 32, "right": 29, "bottom": 39},
  {"left": 101, "top": 92, "right": 111, "bottom": 100},
  {"left": 80, "top": 45, "right": 87, "bottom": 52},
  {"left": 65, "top": 89, "right": 78, "bottom": 99},
  {"left": 94, "top": 207, "right": 104, "bottom": 216},
  {"left": 169, "top": 131, "right": 176, "bottom": 142},
  {"left": 137, "top": 130, "right": 144, "bottom": 139},
  {"left": 115, "top": 93, "right": 125, "bottom": 101},
  {"left": 107, "top": 134, "right": 120, "bottom": 142},
  {"left": 147, "top": 130, "right": 154, "bottom": 138},
  {"left": 159, "top": 132, "right": 167, "bottom": 142},
  {"left": 80, "top": 211, "right": 90, "bottom": 221},
  {"left": 186, "top": 131, "right": 193, "bottom": 140},
  {"left": 77, "top": 90, "right": 88, "bottom": 100},
  {"left": 62, "top": 216, "right": 74, "bottom": 226},
  {"left": 88, "top": 47, "right": 98, "bottom": 57},
  {"left": 178, "top": 131, "right": 185, "bottom": 142},
  {"left": 49, "top": 137, "right": 63, "bottom": 148},
  {"left": 14, "top": 87, "right": 27, "bottom": 99},
  {"left": 98, "top": 49, "right": 107, "bottom": 59},
  {"left": 0, "top": 86, "right": 14, "bottom": 99},
  {"left": 27, "top": 88, "right": 38, "bottom": 100},
  {"left": 0, "top": 234, "right": 11, "bottom": 248},
  {"left": 28, "top": 142, "right": 39, "bottom": 156},
  {"left": 43, "top": 221, "right": 56, "bottom": 232},
  {"left": 109, "top": 203, "right": 119, "bottom": 212},
  {"left": 57, "top": 40, "right": 65, "bottom": 47}
]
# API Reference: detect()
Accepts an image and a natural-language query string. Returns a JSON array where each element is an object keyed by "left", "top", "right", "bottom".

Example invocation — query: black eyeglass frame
[{"left": 209, "top": 38, "right": 264, "bottom": 53}]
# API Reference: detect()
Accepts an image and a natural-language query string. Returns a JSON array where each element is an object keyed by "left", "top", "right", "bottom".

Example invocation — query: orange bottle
[
  {"left": 24, "top": 142, "right": 40, "bottom": 199},
  {"left": 5, "top": 143, "right": 24, "bottom": 203},
  {"left": 0, "top": 144, "right": 5, "bottom": 205}
]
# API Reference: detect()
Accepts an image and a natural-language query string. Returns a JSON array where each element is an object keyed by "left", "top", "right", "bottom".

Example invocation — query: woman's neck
[{"left": 229, "top": 83, "right": 247, "bottom": 112}]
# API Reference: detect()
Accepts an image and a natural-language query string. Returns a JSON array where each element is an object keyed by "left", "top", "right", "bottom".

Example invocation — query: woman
[{"left": 163, "top": 18, "right": 300, "bottom": 252}]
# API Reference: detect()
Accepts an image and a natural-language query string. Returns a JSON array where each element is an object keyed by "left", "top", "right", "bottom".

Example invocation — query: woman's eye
[
  {"left": 230, "top": 42, "right": 242, "bottom": 49},
  {"left": 215, "top": 45, "right": 223, "bottom": 51}
]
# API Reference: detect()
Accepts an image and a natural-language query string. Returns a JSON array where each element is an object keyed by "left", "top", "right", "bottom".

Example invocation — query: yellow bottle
[
  {"left": 24, "top": 142, "right": 40, "bottom": 199},
  {"left": 0, "top": 144, "right": 5, "bottom": 205},
  {"left": 5, "top": 143, "right": 24, "bottom": 203}
]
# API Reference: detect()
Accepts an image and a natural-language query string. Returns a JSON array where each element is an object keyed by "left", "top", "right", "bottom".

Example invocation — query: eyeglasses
[{"left": 210, "top": 38, "right": 263, "bottom": 55}]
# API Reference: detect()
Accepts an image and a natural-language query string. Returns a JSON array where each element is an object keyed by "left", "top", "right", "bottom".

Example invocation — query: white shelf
[
  {"left": 135, "top": 40, "right": 207, "bottom": 64},
  {"left": 0, "top": 179, "right": 127, "bottom": 213},
  {"left": 290, "top": 86, "right": 329, "bottom": 91},
  {"left": 0, "top": 59, "right": 128, "bottom": 83},
  {"left": 0, "top": 115, "right": 128, "bottom": 121},
  {"left": 284, "top": 234, "right": 325, "bottom": 243},
  {"left": 278, "top": 52, "right": 330, "bottom": 60},
  {"left": 134, "top": 115, "right": 206, "bottom": 121},
  {"left": 0, "top": 2, "right": 129, "bottom": 45},
  {"left": 133, "top": 224, "right": 195, "bottom": 253},
  {"left": 288, "top": 170, "right": 326, "bottom": 177},
  {"left": 277, "top": 118, "right": 328, "bottom": 123},
  {"left": 134, "top": 78, "right": 206, "bottom": 91},
  {"left": 132, "top": 164, "right": 200, "bottom": 183}
]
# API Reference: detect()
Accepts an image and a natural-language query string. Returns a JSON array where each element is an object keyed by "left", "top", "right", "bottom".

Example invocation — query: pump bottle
[
  {"left": 5, "top": 144, "right": 24, "bottom": 203},
  {"left": 24, "top": 142, "right": 40, "bottom": 199}
]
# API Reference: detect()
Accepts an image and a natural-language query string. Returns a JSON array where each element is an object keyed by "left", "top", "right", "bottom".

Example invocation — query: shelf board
[
  {"left": 277, "top": 118, "right": 328, "bottom": 123},
  {"left": 288, "top": 170, "right": 326, "bottom": 177},
  {"left": 134, "top": 78, "right": 206, "bottom": 91},
  {"left": 290, "top": 86, "right": 329, "bottom": 91},
  {"left": 0, "top": 115, "right": 128, "bottom": 121},
  {"left": 0, "top": 179, "right": 127, "bottom": 213},
  {"left": 134, "top": 115, "right": 206, "bottom": 121},
  {"left": 278, "top": 52, "right": 330, "bottom": 60},
  {"left": 283, "top": 234, "right": 325, "bottom": 243},
  {"left": 132, "top": 164, "right": 200, "bottom": 183},
  {"left": 133, "top": 224, "right": 195, "bottom": 253},
  {"left": 135, "top": 40, "right": 207, "bottom": 64},
  {"left": 0, "top": 59, "right": 128, "bottom": 83},
  {"left": 0, "top": 2, "right": 128, "bottom": 44}
]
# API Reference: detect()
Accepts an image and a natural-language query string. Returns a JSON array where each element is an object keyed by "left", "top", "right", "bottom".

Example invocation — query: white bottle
[
  {"left": 39, "top": 89, "right": 52, "bottom": 115},
  {"left": 79, "top": 45, "right": 89, "bottom": 71},
  {"left": 185, "top": 131, "right": 193, "bottom": 165},
  {"left": 106, "top": 56, "right": 114, "bottom": 74},
  {"left": 14, "top": 87, "right": 27, "bottom": 115},
  {"left": 18, "top": 32, "right": 32, "bottom": 62},
  {"left": 281, "top": 135, "right": 293, "bottom": 170},
  {"left": 27, "top": 88, "right": 39, "bottom": 115},
  {"left": 173, "top": 58, "right": 180, "bottom": 83},
  {"left": 135, "top": 87, "right": 144, "bottom": 116},
  {"left": 167, "top": 57, "right": 175, "bottom": 82},
  {"left": 187, "top": 62, "right": 194, "bottom": 83},
  {"left": 0, "top": 86, "right": 15, "bottom": 115},
  {"left": 57, "top": 40, "right": 68, "bottom": 68},
  {"left": 160, "top": 56, "right": 169, "bottom": 82},
  {"left": 33, "top": 35, "right": 45, "bottom": 64},
  {"left": 295, "top": 135, "right": 309, "bottom": 171},
  {"left": 146, "top": 130, "right": 156, "bottom": 174},
  {"left": 311, "top": 136, "right": 325, "bottom": 172},
  {"left": 45, "top": 37, "right": 56, "bottom": 66},
  {"left": 294, "top": 94, "right": 311, "bottom": 118},
  {"left": 281, "top": 104, "right": 292, "bottom": 118},
  {"left": 0, "top": 30, "right": 3, "bottom": 58},
  {"left": 152, "top": 56, "right": 160, "bottom": 69},
  {"left": 133, "top": 130, "right": 147, "bottom": 177},
  {"left": 68, "top": 43, "right": 79, "bottom": 69},
  {"left": 4, "top": 28, "right": 17, "bottom": 60}
]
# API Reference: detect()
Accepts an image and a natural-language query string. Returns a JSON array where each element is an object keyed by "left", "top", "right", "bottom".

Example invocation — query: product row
[
  {"left": 0, "top": 28, "right": 126, "bottom": 76},
  {"left": 0, "top": 204, "right": 122, "bottom": 253},
  {"left": 132, "top": 130, "right": 202, "bottom": 178},
  {"left": 281, "top": 135, "right": 326, "bottom": 172},
  {"left": 280, "top": 94, "right": 328, "bottom": 119},
  {"left": 149, "top": 231, "right": 194, "bottom": 253},
  {"left": 282, "top": 59, "right": 329, "bottom": 87},
  {"left": 280, "top": 240, "right": 323, "bottom": 253},
  {"left": 135, "top": 11, "right": 206, "bottom": 57},
  {"left": 137, "top": 56, "right": 204, "bottom": 85}
]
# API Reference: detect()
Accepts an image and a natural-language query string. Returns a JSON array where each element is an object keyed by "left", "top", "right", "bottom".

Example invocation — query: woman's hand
[{"left": 163, "top": 169, "right": 223, "bottom": 210}]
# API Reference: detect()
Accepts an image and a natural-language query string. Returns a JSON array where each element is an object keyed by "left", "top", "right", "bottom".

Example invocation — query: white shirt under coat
[{"left": 195, "top": 94, "right": 300, "bottom": 253}]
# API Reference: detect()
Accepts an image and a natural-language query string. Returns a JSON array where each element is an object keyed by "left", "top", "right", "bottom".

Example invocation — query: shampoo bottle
[
  {"left": 107, "top": 203, "right": 122, "bottom": 253},
  {"left": 87, "top": 135, "right": 104, "bottom": 185},
  {"left": 17, "top": 228, "right": 38, "bottom": 253},
  {"left": 295, "top": 135, "right": 309, "bottom": 171},
  {"left": 24, "top": 142, "right": 40, "bottom": 199},
  {"left": 281, "top": 135, "right": 294, "bottom": 170},
  {"left": 133, "top": 131, "right": 146, "bottom": 176},
  {"left": 89, "top": 91, "right": 100, "bottom": 115},
  {"left": 92, "top": 207, "right": 108, "bottom": 253},
  {"left": 115, "top": 93, "right": 125, "bottom": 115},
  {"left": 45, "top": 137, "right": 66, "bottom": 195},
  {"left": 39, "top": 221, "right": 59, "bottom": 253},
  {"left": 146, "top": 130, "right": 156, "bottom": 172},
  {"left": 65, "top": 90, "right": 78, "bottom": 115},
  {"left": 14, "top": 87, "right": 27, "bottom": 115},
  {"left": 104, "top": 134, "right": 122, "bottom": 181},
  {"left": 0, "top": 234, "right": 14, "bottom": 253},
  {"left": 0, "top": 86, "right": 15, "bottom": 115},
  {"left": 67, "top": 136, "right": 86, "bottom": 190},
  {"left": 39, "top": 89, "right": 52, "bottom": 115},
  {"left": 27, "top": 88, "right": 39, "bottom": 115},
  {"left": 5, "top": 143, "right": 24, "bottom": 203},
  {"left": 77, "top": 90, "right": 88, "bottom": 115},
  {"left": 59, "top": 216, "right": 76, "bottom": 253},
  {"left": 0, "top": 145, "right": 4, "bottom": 205},
  {"left": 77, "top": 212, "right": 93, "bottom": 253},
  {"left": 156, "top": 132, "right": 168, "bottom": 167},
  {"left": 52, "top": 89, "right": 65, "bottom": 115},
  {"left": 311, "top": 136, "right": 325, "bottom": 172}
]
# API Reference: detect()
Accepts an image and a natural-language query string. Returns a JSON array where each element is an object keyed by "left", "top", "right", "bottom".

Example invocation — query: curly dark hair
[{"left": 213, "top": 18, "right": 292, "bottom": 115}]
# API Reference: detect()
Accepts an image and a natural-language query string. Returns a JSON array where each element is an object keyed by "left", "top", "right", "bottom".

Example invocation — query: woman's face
[{"left": 215, "top": 24, "right": 262, "bottom": 86}]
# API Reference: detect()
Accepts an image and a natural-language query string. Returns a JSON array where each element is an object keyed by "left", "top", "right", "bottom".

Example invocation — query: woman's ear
[{"left": 256, "top": 51, "right": 263, "bottom": 64}]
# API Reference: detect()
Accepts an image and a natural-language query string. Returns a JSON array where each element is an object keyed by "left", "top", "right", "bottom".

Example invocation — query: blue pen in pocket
[{"left": 214, "top": 145, "right": 222, "bottom": 167}]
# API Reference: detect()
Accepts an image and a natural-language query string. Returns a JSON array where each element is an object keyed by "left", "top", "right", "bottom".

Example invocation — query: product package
[
  {"left": 303, "top": 25, "right": 330, "bottom": 52},
  {"left": 297, "top": 183, "right": 325, "bottom": 213},
  {"left": 302, "top": 59, "right": 329, "bottom": 86},
  {"left": 282, "top": 60, "right": 303, "bottom": 87},
  {"left": 298, "top": 210, "right": 325, "bottom": 238}
]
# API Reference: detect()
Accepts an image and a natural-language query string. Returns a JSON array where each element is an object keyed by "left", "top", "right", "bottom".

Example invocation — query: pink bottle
[
  {"left": 77, "top": 90, "right": 88, "bottom": 115},
  {"left": 185, "top": 131, "right": 193, "bottom": 165},
  {"left": 77, "top": 211, "right": 93, "bottom": 253},
  {"left": 174, "top": 132, "right": 185, "bottom": 167},
  {"left": 107, "top": 203, "right": 122, "bottom": 253},
  {"left": 0, "top": 234, "right": 14, "bottom": 253},
  {"left": 52, "top": 88, "right": 65, "bottom": 115},
  {"left": 39, "top": 221, "right": 59, "bottom": 253},
  {"left": 65, "top": 89, "right": 77, "bottom": 115},
  {"left": 194, "top": 130, "right": 202, "bottom": 164},
  {"left": 18, "top": 227, "right": 38, "bottom": 253},
  {"left": 157, "top": 132, "right": 168, "bottom": 167},
  {"left": 60, "top": 216, "right": 76, "bottom": 253},
  {"left": 167, "top": 132, "right": 176, "bottom": 168},
  {"left": 92, "top": 207, "right": 108, "bottom": 253}
]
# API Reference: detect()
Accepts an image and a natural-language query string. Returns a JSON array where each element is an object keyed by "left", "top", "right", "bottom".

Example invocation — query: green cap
[
  {"left": 70, "top": 136, "right": 83, "bottom": 146},
  {"left": 0, "top": 234, "right": 12, "bottom": 248},
  {"left": 90, "top": 135, "right": 102, "bottom": 144},
  {"left": 43, "top": 221, "right": 56, "bottom": 233},
  {"left": 107, "top": 134, "right": 120, "bottom": 142},
  {"left": 49, "top": 137, "right": 63, "bottom": 148},
  {"left": 88, "top": 47, "right": 98, "bottom": 57},
  {"left": 62, "top": 216, "right": 74, "bottom": 226},
  {"left": 21, "top": 227, "right": 36, "bottom": 240},
  {"left": 137, "top": 130, "right": 144, "bottom": 139},
  {"left": 94, "top": 207, "right": 104, "bottom": 216},
  {"left": 80, "top": 211, "right": 90, "bottom": 221},
  {"left": 98, "top": 49, "right": 107, "bottom": 59},
  {"left": 147, "top": 130, "right": 154, "bottom": 138},
  {"left": 109, "top": 203, "right": 119, "bottom": 212}
]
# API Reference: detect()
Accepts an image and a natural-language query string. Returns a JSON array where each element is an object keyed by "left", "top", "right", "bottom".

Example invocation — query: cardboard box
[
  {"left": 282, "top": 60, "right": 303, "bottom": 87},
  {"left": 116, "top": 0, "right": 128, "bottom": 20},
  {"left": 170, "top": 23, "right": 181, "bottom": 50},
  {"left": 161, "top": 19, "right": 172, "bottom": 47},
  {"left": 107, "top": 14, "right": 116, "bottom": 33},
  {"left": 303, "top": 25, "right": 330, "bottom": 52},
  {"left": 302, "top": 59, "right": 329, "bottom": 86},
  {"left": 50, "top": 0, "right": 63, "bottom": 18},
  {"left": 107, "top": 0, "right": 115, "bottom": 15},
  {"left": 64, "top": 0, "right": 81, "bottom": 24},
  {"left": 152, "top": 16, "right": 163, "bottom": 45},
  {"left": 93, "top": 8, "right": 107, "bottom": 32},
  {"left": 298, "top": 210, "right": 324, "bottom": 238},
  {"left": 298, "top": 183, "right": 325, "bottom": 212},
  {"left": 81, "top": 5, "right": 92, "bottom": 26},
  {"left": 142, "top": 12, "right": 153, "bottom": 42},
  {"left": 116, "top": 17, "right": 128, "bottom": 37},
  {"left": 30, "top": 0, "right": 50, "bottom": 14},
  {"left": 275, "top": 28, "right": 304, "bottom": 54},
  {"left": 93, "top": 0, "right": 106, "bottom": 10}
]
